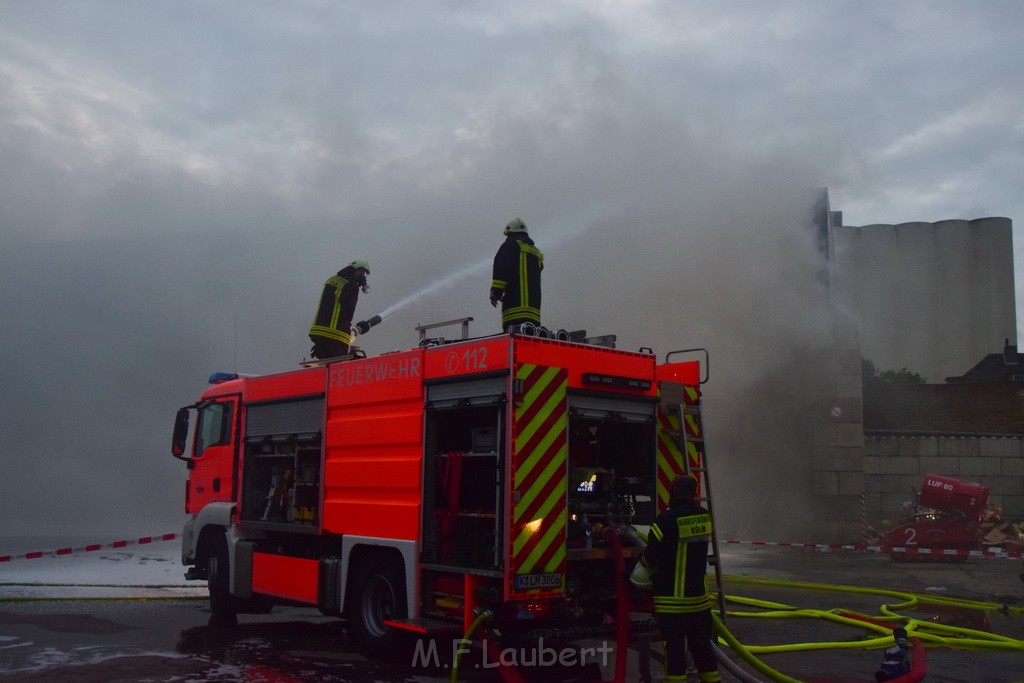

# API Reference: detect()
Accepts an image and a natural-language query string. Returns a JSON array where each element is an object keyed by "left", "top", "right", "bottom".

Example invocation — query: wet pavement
[
  {"left": 0, "top": 600, "right": 465, "bottom": 682},
  {"left": 0, "top": 545, "right": 1021, "bottom": 681}
]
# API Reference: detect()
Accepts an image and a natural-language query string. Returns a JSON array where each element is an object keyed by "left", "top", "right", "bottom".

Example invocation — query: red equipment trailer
[{"left": 883, "top": 474, "right": 989, "bottom": 561}]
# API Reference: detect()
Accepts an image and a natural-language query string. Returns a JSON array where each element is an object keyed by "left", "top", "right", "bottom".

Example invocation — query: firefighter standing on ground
[
  {"left": 308, "top": 259, "right": 371, "bottom": 359},
  {"left": 490, "top": 217, "right": 543, "bottom": 330},
  {"left": 633, "top": 475, "right": 721, "bottom": 683}
]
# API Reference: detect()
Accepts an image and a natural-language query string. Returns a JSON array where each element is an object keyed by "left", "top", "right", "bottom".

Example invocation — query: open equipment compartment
[
  {"left": 421, "top": 375, "right": 507, "bottom": 569},
  {"left": 241, "top": 397, "right": 324, "bottom": 527}
]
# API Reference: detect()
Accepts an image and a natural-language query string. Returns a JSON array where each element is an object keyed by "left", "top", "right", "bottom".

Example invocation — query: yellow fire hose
[
  {"left": 450, "top": 608, "right": 494, "bottom": 683},
  {"left": 622, "top": 527, "right": 1023, "bottom": 680},
  {"left": 708, "top": 573, "right": 1024, "bottom": 682}
]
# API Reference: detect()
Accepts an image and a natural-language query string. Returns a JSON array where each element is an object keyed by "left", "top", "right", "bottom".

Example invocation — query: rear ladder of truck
[{"left": 664, "top": 349, "right": 726, "bottom": 619}]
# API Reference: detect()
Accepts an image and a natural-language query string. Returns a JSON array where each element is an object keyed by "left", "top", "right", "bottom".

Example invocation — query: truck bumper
[{"left": 181, "top": 516, "right": 198, "bottom": 566}]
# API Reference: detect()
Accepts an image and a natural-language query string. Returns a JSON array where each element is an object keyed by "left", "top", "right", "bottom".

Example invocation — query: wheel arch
[
  {"left": 183, "top": 502, "right": 236, "bottom": 564},
  {"left": 339, "top": 536, "right": 417, "bottom": 618}
]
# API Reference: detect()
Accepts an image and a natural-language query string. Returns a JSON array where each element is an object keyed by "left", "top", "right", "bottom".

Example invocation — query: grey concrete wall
[
  {"left": 863, "top": 436, "right": 1024, "bottom": 530},
  {"left": 831, "top": 217, "right": 1015, "bottom": 383},
  {"left": 810, "top": 319, "right": 865, "bottom": 542}
]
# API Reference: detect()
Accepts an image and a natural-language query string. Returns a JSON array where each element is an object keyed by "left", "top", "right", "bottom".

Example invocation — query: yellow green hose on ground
[{"left": 710, "top": 573, "right": 1024, "bottom": 682}]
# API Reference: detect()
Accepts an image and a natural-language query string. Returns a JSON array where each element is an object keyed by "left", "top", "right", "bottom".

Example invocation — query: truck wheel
[
  {"left": 348, "top": 555, "right": 408, "bottom": 658},
  {"left": 207, "top": 534, "right": 235, "bottom": 616}
]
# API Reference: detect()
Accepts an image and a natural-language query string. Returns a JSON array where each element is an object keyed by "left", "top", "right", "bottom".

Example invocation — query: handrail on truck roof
[
  {"left": 415, "top": 317, "right": 474, "bottom": 341},
  {"left": 664, "top": 347, "right": 710, "bottom": 385}
]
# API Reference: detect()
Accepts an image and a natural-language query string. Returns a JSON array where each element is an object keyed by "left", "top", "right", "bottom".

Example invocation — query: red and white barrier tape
[
  {"left": 724, "top": 539, "right": 878, "bottom": 552},
  {"left": 887, "top": 546, "right": 1023, "bottom": 560},
  {"left": 0, "top": 533, "right": 179, "bottom": 563},
  {"left": 3, "top": 533, "right": 1019, "bottom": 563},
  {"left": 722, "top": 539, "right": 1023, "bottom": 560}
]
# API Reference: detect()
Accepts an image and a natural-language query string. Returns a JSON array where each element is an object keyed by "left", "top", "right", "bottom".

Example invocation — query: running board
[{"left": 383, "top": 616, "right": 463, "bottom": 635}]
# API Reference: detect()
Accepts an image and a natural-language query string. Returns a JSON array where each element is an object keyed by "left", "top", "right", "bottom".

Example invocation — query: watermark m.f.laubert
[{"left": 412, "top": 637, "right": 615, "bottom": 670}]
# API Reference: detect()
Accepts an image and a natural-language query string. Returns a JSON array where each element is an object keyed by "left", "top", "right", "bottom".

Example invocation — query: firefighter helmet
[
  {"left": 504, "top": 218, "right": 528, "bottom": 235},
  {"left": 349, "top": 259, "right": 370, "bottom": 274},
  {"left": 629, "top": 561, "right": 653, "bottom": 590}
]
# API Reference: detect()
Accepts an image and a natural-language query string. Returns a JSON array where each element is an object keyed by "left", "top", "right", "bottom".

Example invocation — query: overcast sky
[{"left": 2, "top": 1, "right": 1022, "bottom": 542}]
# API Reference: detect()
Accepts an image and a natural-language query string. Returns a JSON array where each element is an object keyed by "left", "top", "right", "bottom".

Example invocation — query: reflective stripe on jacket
[{"left": 309, "top": 269, "right": 359, "bottom": 344}]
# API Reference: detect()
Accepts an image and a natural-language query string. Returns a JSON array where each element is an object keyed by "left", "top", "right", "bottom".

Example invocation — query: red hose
[
  {"left": 886, "top": 638, "right": 926, "bottom": 683},
  {"left": 834, "top": 612, "right": 927, "bottom": 683},
  {"left": 483, "top": 638, "right": 529, "bottom": 683},
  {"left": 604, "top": 529, "right": 630, "bottom": 683}
]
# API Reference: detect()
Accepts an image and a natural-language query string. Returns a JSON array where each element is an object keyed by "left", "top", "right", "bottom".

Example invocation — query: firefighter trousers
[
  {"left": 310, "top": 337, "right": 350, "bottom": 359},
  {"left": 657, "top": 609, "right": 721, "bottom": 682}
]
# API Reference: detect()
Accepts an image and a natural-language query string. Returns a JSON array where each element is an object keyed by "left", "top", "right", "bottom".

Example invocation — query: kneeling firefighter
[
  {"left": 308, "top": 259, "right": 371, "bottom": 359},
  {"left": 631, "top": 475, "right": 721, "bottom": 683}
]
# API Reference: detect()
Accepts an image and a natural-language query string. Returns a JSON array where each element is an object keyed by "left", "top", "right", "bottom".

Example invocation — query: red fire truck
[{"left": 171, "top": 323, "right": 706, "bottom": 660}]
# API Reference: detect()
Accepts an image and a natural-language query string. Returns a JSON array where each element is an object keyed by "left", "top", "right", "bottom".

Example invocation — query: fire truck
[{"left": 171, "top": 321, "right": 707, "bottom": 661}]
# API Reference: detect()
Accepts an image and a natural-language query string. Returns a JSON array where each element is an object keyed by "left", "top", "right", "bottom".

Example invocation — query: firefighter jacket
[
  {"left": 641, "top": 501, "right": 713, "bottom": 614},
  {"left": 309, "top": 265, "right": 363, "bottom": 346},
  {"left": 490, "top": 233, "right": 543, "bottom": 326}
]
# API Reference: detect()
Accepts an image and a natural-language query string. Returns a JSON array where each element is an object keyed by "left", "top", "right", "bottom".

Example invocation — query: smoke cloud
[{"left": 1, "top": 2, "right": 1020, "bottom": 543}]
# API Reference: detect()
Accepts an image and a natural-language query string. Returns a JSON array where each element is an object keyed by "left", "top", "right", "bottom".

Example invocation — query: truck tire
[
  {"left": 207, "top": 533, "right": 235, "bottom": 617},
  {"left": 348, "top": 554, "right": 408, "bottom": 658}
]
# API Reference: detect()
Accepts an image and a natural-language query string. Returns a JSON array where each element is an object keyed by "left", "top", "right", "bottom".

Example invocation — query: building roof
[
  {"left": 863, "top": 383, "right": 1024, "bottom": 436},
  {"left": 945, "top": 340, "right": 1024, "bottom": 383}
]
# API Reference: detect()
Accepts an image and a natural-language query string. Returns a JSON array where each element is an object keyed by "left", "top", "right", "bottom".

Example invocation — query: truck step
[{"left": 383, "top": 616, "right": 463, "bottom": 635}]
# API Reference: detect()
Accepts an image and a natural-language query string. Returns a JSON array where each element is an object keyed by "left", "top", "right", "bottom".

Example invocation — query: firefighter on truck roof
[
  {"left": 490, "top": 217, "right": 543, "bottom": 330},
  {"left": 308, "top": 259, "right": 371, "bottom": 360},
  {"left": 632, "top": 475, "right": 721, "bottom": 683}
]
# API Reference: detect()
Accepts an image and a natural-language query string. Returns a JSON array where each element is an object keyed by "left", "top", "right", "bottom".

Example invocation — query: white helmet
[
  {"left": 349, "top": 259, "right": 370, "bottom": 274},
  {"left": 629, "top": 561, "right": 653, "bottom": 590},
  {"left": 504, "top": 218, "right": 528, "bottom": 235}
]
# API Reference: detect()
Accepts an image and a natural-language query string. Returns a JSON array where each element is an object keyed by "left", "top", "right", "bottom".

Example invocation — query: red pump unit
[
  {"left": 916, "top": 474, "right": 989, "bottom": 520},
  {"left": 883, "top": 474, "right": 989, "bottom": 561}
]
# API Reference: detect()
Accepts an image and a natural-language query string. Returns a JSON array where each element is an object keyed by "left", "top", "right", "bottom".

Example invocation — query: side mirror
[{"left": 172, "top": 407, "right": 191, "bottom": 461}]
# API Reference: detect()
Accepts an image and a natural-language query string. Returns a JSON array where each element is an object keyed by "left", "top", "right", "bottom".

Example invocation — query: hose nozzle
[{"left": 354, "top": 314, "right": 383, "bottom": 335}]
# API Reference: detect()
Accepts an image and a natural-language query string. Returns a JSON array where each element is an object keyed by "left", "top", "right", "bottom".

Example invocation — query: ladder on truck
[{"left": 665, "top": 348, "right": 726, "bottom": 619}]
